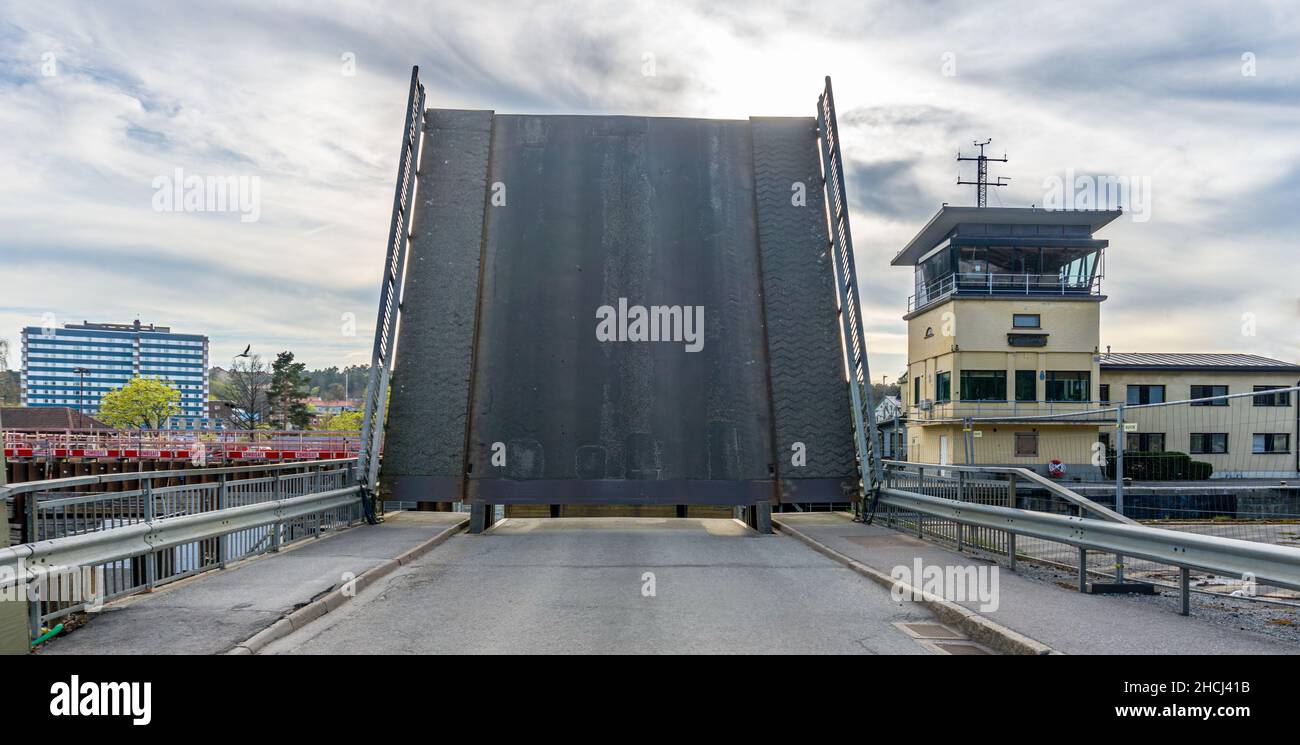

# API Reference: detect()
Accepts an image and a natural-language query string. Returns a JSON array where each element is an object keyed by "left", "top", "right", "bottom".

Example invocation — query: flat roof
[
  {"left": 1100, "top": 353, "right": 1300, "bottom": 373},
  {"left": 892, "top": 206, "right": 1123, "bottom": 266}
]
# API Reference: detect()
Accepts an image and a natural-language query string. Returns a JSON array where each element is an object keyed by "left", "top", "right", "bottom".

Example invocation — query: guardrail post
[
  {"left": 1006, "top": 474, "right": 1017, "bottom": 571},
  {"left": 1077, "top": 547, "right": 1088, "bottom": 593},
  {"left": 270, "top": 474, "right": 282, "bottom": 553},
  {"left": 142, "top": 478, "right": 156, "bottom": 591},
  {"left": 216, "top": 474, "right": 228, "bottom": 569},
  {"left": 1179, "top": 567, "right": 1190, "bottom": 616},
  {"left": 1114, "top": 406, "right": 1126, "bottom": 584},
  {"left": 915, "top": 466, "right": 924, "bottom": 537},
  {"left": 956, "top": 470, "right": 965, "bottom": 552},
  {"left": 24, "top": 491, "right": 37, "bottom": 544}
]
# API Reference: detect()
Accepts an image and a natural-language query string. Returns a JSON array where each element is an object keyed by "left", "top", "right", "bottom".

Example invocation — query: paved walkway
[
  {"left": 40, "top": 512, "right": 468, "bottom": 655},
  {"left": 774, "top": 513, "right": 1300, "bottom": 655}
]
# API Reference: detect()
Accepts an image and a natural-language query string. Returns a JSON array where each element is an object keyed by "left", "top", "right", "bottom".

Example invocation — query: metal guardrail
[
  {"left": 2, "top": 459, "right": 363, "bottom": 639},
  {"left": 878, "top": 460, "right": 1300, "bottom": 614},
  {"left": 907, "top": 270, "right": 1102, "bottom": 312}
]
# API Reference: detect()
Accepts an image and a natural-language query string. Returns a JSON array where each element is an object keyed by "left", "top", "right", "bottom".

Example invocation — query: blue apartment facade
[{"left": 20, "top": 320, "right": 214, "bottom": 429}]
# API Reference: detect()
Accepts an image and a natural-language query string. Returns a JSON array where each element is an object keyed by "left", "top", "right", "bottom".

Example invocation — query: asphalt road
[{"left": 261, "top": 517, "right": 942, "bottom": 655}]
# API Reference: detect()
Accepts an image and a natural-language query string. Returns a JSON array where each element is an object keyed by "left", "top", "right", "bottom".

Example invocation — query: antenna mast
[{"left": 957, "top": 139, "right": 1009, "bottom": 208}]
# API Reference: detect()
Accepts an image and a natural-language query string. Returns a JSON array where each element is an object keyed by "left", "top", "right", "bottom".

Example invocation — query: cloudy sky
[{"left": 1, "top": 0, "right": 1297, "bottom": 379}]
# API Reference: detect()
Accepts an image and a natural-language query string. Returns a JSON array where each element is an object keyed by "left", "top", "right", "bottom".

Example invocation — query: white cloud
[{"left": 1, "top": 0, "right": 1297, "bottom": 372}]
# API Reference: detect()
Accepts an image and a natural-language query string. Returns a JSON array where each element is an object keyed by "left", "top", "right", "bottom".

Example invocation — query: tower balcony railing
[
  {"left": 907, "top": 271, "right": 1102, "bottom": 313},
  {"left": 905, "top": 400, "right": 1116, "bottom": 423}
]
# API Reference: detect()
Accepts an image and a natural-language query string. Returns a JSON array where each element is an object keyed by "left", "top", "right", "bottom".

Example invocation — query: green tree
[
  {"left": 267, "top": 351, "right": 311, "bottom": 429},
  {"left": 320, "top": 410, "right": 363, "bottom": 431},
  {"left": 0, "top": 338, "right": 18, "bottom": 405},
  {"left": 98, "top": 378, "right": 181, "bottom": 429}
]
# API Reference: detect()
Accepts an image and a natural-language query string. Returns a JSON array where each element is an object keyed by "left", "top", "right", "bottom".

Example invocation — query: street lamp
[{"left": 73, "top": 367, "right": 89, "bottom": 419}]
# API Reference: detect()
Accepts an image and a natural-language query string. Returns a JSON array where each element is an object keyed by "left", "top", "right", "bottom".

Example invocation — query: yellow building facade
[{"left": 893, "top": 206, "right": 1298, "bottom": 480}]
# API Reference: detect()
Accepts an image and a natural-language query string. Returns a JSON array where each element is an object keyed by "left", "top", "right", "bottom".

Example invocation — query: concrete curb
[
  {"left": 226, "top": 516, "right": 469, "bottom": 655},
  {"left": 773, "top": 517, "right": 1060, "bottom": 656}
]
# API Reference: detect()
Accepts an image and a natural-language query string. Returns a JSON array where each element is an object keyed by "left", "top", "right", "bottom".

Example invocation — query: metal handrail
[
  {"left": 1, "top": 485, "right": 360, "bottom": 587},
  {"left": 883, "top": 460, "right": 1132, "bottom": 524},
  {"left": 0, "top": 457, "right": 357, "bottom": 500},
  {"left": 879, "top": 486, "right": 1300, "bottom": 593},
  {"left": 908, "top": 270, "right": 1102, "bottom": 312}
]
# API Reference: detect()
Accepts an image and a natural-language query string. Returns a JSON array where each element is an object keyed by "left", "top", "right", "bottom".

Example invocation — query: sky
[{"left": 0, "top": 0, "right": 1297, "bottom": 379}]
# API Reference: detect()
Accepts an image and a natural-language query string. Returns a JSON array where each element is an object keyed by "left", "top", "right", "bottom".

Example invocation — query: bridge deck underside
[{"left": 383, "top": 112, "right": 857, "bottom": 505}]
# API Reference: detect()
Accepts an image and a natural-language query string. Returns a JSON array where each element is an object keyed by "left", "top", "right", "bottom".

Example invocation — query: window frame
[
  {"left": 1189, "top": 433, "right": 1228, "bottom": 455},
  {"left": 935, "top": 371, "right": 951, "bottom": 403},
  {"left": 1126, "top": 384, "right": 1166, "bottom": 405},
  {"left": 1190, "top": 384, "right": 1228, "bottom": 406},
  {"left": 1125, "top": 432, "right": 1166, "bottom": 452},
  {"left": 1253, "top": 433, "right": 1291, "bottom": 454},
  {"left": 1014, "top": 431, "right": 1038, "bottom": 457},
  {"left": 1011, "top": 313, "right": 1041, "bottom": 329},
  {"left": 1253, "top": 386, "right": 1292, "bottom": 407},
  {"left": 959, "top": 369, "right": 1007, "bottom": 402},
  {"left": 1015, "top": 370, "right": 1037, "bottom": 402},
  {"left": 1045, "top": 371, "right": 1090, "bottom": 403}
]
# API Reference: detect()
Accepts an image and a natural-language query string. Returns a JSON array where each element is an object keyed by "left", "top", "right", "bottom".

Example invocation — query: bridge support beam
[{"left": 469, "top": 502, "right": 496, "bottom": 534}]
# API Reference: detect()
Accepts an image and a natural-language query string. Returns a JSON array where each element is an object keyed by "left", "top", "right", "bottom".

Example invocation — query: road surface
[{"left": 261, "top": 517, "right": 947, "bottom": 654}]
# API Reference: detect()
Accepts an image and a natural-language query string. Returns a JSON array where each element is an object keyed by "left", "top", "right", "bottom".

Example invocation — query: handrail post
[
  {"left": 269, "top": 474, "right": 282, "bottom": 553},
  {"left": 1179, "top": 566, "right": 1190, "bottom": 616},
  {"left": 142, "top": 477, "right": 156, "bottom": 591},
  {"left": 915, "top": 466, "right": 925, "bottom": 537},
  {"left": 1114, "top": 405, "right": 1126, "bottom": 583},
  {"left": 1078, "top": 547, "right": 1088, "bottom": 593},
  {"left": 956, "top": 470, "right": 965, "bottom": 552},
  {"left": 216, "top": 474, "right": 228, "bottom": 569},
  {"left": 1006, "top": 474, "right": 1017, "bottom": 571}
]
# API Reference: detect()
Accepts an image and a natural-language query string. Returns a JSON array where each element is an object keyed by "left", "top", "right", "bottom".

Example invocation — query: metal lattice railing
[
  {"left": 878, "top": 460, "right": 1300, "bottom": 611},
  {"left": 816, "top": 76, "right": 884, "bottom": 502},
  {"left": 358, "top": 65, "right": 427, "bottom": 498},
  {"left": 2, "top": 459, "right": 362, "bottom": 633}
]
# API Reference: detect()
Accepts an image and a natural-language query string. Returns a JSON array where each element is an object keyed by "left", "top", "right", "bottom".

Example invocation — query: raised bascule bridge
[
  {"left": 4, "top": 70, "right": 1300, "bottom": 655},
  {"left": 357, "top": 69, "right": 881, "bottom": 533}
]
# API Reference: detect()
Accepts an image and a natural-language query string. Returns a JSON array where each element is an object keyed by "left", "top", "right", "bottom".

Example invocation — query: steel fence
[
  {"left": 879, "top": 460, "right": 1300, "bottom": 609},
  {"left": 1, "top": 459, "right": 362, "bottom": 632}
]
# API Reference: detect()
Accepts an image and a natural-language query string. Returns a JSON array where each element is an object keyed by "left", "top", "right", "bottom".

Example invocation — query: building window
[
  {"left": 1099, "top": 384, "right": 1110, "bottom": 403},
  {"left": 1125, "top": 433, "right": 1166, "bottom": 452},
  {"left": 1014, "top": 432, "right": 1038, "bottom": 457},
  {"left": 1190, "top": 433, "right": 1228, "bottom": 454},
  {"left": 935, "top": 371, "right": 951, "bottom": 402},
  {"left": 914, "top": 375, "right": 921, "bottom": 407},
  {"left": 1012, "top": 313, "right": 1041, "bottom": 329},
  {"left": 1015, "top": 370, "right": 1036, "bottom": 402},
  {"left": 1190, "top": 385, "right": 1229, "bottom": 406},
  {"left": 1045, "top": 371, "right": 1090, "bottom": 402},
  {"left": 1253, "top": 386, "right": 1291, "bottom": 407},
  {"left": 959, "top": 370, "right": 1006, "bottom": 401},
  {"left": 1098, "top": 431, "right": 1110, "bottom": 449},
  {"left": 1253, "top": 433, "right": 1291, "bottom": 454},
  {"left": 1126, "top": 384, "right": 1165, "bottom": 405}
]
